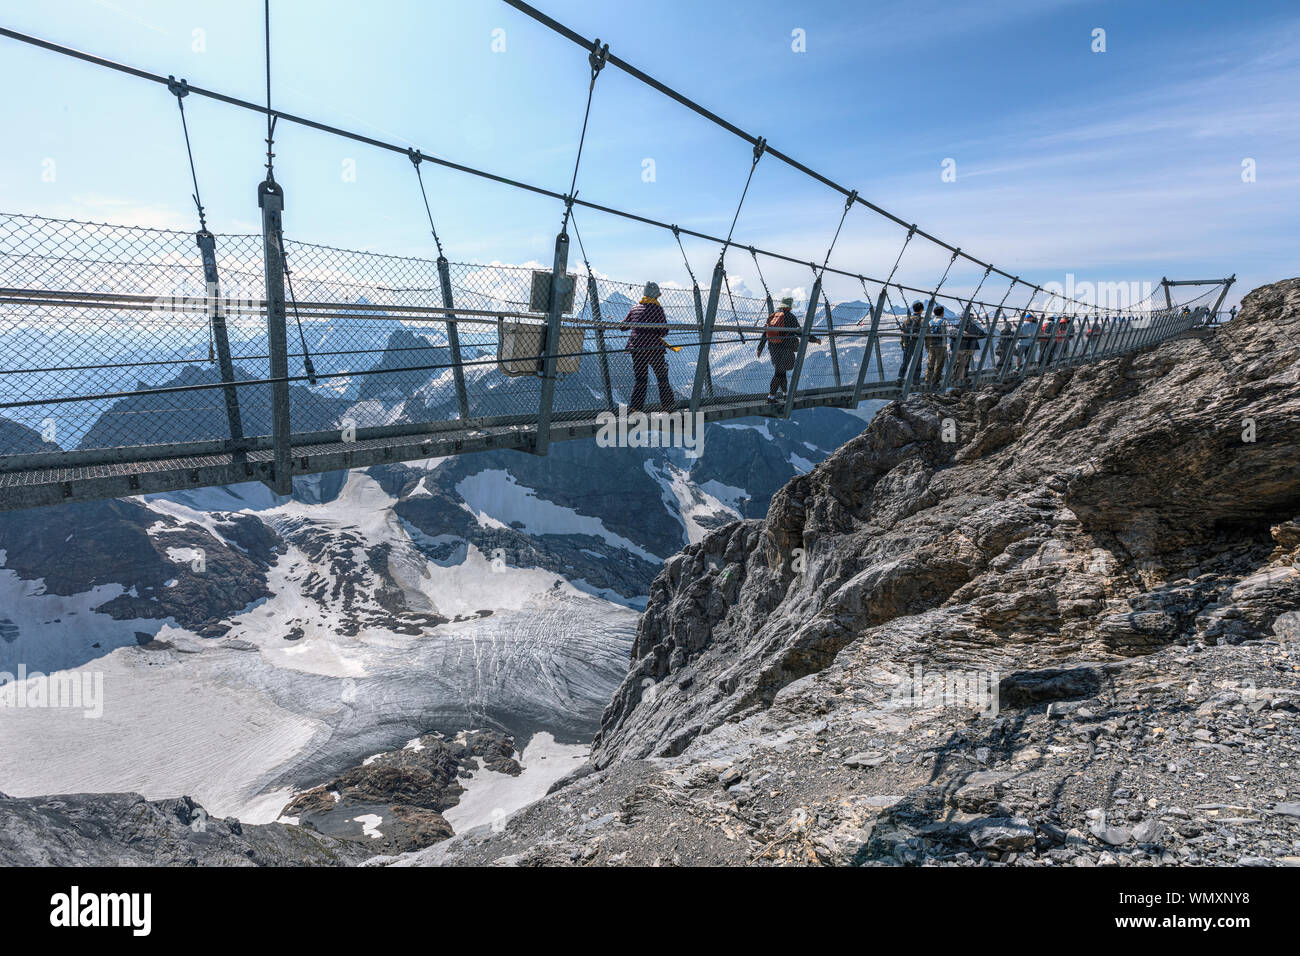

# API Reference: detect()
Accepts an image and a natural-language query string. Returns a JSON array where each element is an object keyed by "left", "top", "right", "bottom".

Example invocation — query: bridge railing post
[
  {"left": 258, "top": 179, "right": 293, "bottom": 496},
  {"left": 1084, "top": 316, "right": 1105, "bottom": 362},
  {"left": 970, "top": 309, "right": 996, "bottom": 382},
  {"left": 690, "top": 261, "right": 724, "bottom": 416},
  {"left": 587, "top": 273, "right": 615, "bottom": 412},
  {"left": 996, "top": 310, "right": 1024, "bottom": 384},
  {"left": 1209, "top": 275, "right": 1235, "bottom": 322},
  {"left": 436, "top": 256, "right": 471, "bottom": 420},
  {"left": 941, "top": 302, "right": 974, "bottom": 389},
  {"left": 850, "top": 288, "right": 887, "bottom": 406},
  {"left": 196, "top": 230, "right": 244, "bottom": 445},
  {"left": 534, "top": 229, "right": 571, "bottom": 456},
  {"left": 781, "top": 276, "right": 822, "bottom": 418},
  {"left": 1150, "top": 312, "right": 1169, "bottom": 346},
  {"left": 824, "top": 292, "right": 841, "bottom": 388},
  {"left": 1153, "top": 310, "right": 1172, "bottom": 345},
  {"left": 692, "top": 281, "right": 714, "bottom": 403},
  {"left": 899, "top": 297, "right": 932, "bottom": 398}
]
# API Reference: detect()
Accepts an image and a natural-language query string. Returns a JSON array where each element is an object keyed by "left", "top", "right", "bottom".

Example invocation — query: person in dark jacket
[
  {"left": 757, "top": 296, "right": 819, "bottom": 403},
  {"left": 952, "top": 313, "right": 986, "bottom": 384},
  {"left": 621, "top": 281, "right": 675, "bottom": 412},
  {"left": 924, "top": 305, "right": 948, "bottom": 387},
  {"left": 898, "top": 300, "right": 924, "bottom": 385}
]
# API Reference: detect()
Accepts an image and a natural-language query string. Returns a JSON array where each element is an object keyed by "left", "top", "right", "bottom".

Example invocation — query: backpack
[{"left": 766, "top": 310, "right": 791, "bottom": 344}]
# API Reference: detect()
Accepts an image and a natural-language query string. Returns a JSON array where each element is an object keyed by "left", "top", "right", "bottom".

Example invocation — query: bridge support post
[
  {"left": 196, "top": 230, "right": 244, "bottom": 445},
  {"left": 973, "top": 308, "right": 1001, "bottom": 381},
  {"left": 436, "top": 256, "right": 471, "bottom": 420},
  {"left": 941, "top": 301, "right": 974, "bottom": 390},
  {"left": 982, "top": 313, "right": 1001, "bottom": 380},
  {"left": 258, "top": 179, "right": 293, "bottom": 496},
  {"left": 1161, "top": 278, "right": 1173, "bottom": 311},
  {"left": 534, "top": 229, "right": 571, "bottom": 456},
  {"left": 781, "top": 276, "right": 822, "bottom": 419},
  {"left": 692, "top": 281, "right": 715, "bottom": 403},
  {"left": 1154, "top": 310, "right": 1175, "bottom": 345},
  {"left": 1209, "top": 275, "right": 1235, "bottom": 323},
  {"left": 690, "top": 260, "right": 724, "bottom": 416},
  {"left": 899, "top": 297, "right": 933, "bottom": 398},
  {"left": 850, "top": 288, "right": 887, "bottom": 406},
  {"left": 824, "top": 292, "right": 841, "bottom": 387},
  {"left": 587, "top": 273, "right": 615, "bottom": 412},
  {"left": 1149, "top": 312, "right": 1168, "bottom": 346}
]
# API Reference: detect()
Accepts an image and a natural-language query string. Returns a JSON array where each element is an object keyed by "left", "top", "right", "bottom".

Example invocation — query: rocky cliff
[{"left": 406, "top": 277, "right": 1300, "bottom": 867}]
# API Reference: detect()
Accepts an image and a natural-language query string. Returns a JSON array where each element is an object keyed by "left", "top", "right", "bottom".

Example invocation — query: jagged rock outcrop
[
  {"left": 592, "top": 279, "right": 1300, "bottom": 767},
  {"left": 0, "top": 499, "right": 283, "bottom": 650},
  {"left": 0, "top": 792, "right": 368, "bottom": 866},
  {"left": 281, "top": 730, "right": 521, "bottom": 854},
  {"left": 399, "top": 278, "right": 1300, "bottom": 867}
]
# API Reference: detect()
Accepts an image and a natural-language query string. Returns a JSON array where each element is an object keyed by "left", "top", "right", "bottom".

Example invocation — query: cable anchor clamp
[
  {"left": 167, "top": 75, "right": 189, "bottom": 99},
  {"left": 588, "top": 40, "right": 609, "bottom": 75},
  {"left": 752, "top": 137, "right": 766, "bottom": 164},
  {"left": 408, "top": 147, "right": 423, "bottom": 167},
  {"left": 844, "top": 189, "right": 858, "bottom": 211}
]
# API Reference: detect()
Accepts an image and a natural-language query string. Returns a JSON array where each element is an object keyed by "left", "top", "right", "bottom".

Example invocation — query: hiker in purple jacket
[{"left": 621, "top": 281, "right": 676, "bottom": 412}]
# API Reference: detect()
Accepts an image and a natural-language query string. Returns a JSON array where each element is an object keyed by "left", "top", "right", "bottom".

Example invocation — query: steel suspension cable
[
  {"left": 817, "top": 190, "right": 857, "bottom": 280},
  {"left": 167, "top": 77, "right": 207, "bottom": 232},
  {"left": 499, "top": 1, "right": 1102, "bottom": 314},
  {"left": 672, "top": 226, "right": 698, "bottom": 287},
  {"left": 408, "top": 150, "right": 445, "bottom": 259},
  {"left": 0, "top": 25, "right": 1098, "bottom": 316},
  {"left": 166, "top": 74, "right": 216, "bottom": 362},
  {"left": 559, "top": 40, "right": 608, "bottom": 229},
  {"left": 749, "top": 247, "right": 773, "bottom": 303},
  {"left": 275, "top": 229, "right": 316, "bottom": 385},
  {"left": 263, "top": 0, "right": 276, "bottom": 181},
  {"left": 720, "top": 139, "right": 766, "bottom": 261}
]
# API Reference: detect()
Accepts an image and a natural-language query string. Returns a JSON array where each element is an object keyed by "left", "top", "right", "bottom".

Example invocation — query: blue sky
[{"left": 0, "top": 0, "right": 1296, "bottom": 309}]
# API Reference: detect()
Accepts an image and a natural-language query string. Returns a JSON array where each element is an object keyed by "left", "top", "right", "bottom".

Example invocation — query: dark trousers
[
  {"left": 630, "top": 349, "right": 674, "bottom": 411},
  {"left": 769, "top": 346, "right": 795, "bottom": 395}
]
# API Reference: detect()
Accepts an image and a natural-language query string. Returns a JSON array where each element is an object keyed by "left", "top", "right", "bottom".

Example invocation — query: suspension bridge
[{"left": 0, "top": 3, "right": 1234, "bottom": 513}]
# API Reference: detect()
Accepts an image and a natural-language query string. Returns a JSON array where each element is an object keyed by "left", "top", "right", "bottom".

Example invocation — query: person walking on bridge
[
  {"left": 898, "top": 301, "right": 924, "bottom": 386},
  {"left": 622, "top": 281, "right": 676, "bottom": 413},
  {"left": 1015, "top": 313, "right": 1037, "bottom": 370},
  {"left": 952, "top": 313, "right": 985, "bottom": 384},
  {"left": 758, "top": 295, "right": 819, "bottom": 404},
  {"left": 924, "top": 305, "right": 948, "bottom": 387},
  {"left": 1052, "top": 314, "right": 1072, "bottom": 364}
]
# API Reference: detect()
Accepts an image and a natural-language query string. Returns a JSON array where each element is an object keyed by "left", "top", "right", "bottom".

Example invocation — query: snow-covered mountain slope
[{"left": 0, "top": 403, "right": 867, "bottom": 824}]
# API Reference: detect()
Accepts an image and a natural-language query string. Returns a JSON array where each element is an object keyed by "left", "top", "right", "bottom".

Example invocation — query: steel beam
[
  {"left": 258, "top": 179, "right": 293, "bottom": 496},
  {"left": 533, "top": 229, "right": 571, "bottom": 456},
  {"left": 195, "top": 230, "right": 244, "bottom": 444},
  {"left": 850, "top": 288, "right": 887, "bottom": 406},
  {"left": 436, "top": 255, "right": 471, "bottom": 419},
  {"left": 824, "top": 292, "right": 841, "bottom": 387},
  {"left": 690, "top": 261, "right": 724, "bottom": 416}
]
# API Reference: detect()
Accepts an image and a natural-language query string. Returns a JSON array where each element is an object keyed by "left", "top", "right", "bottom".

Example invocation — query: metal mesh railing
[{"left": 0, "top": 212, "right": 1214, "bottom": 469}]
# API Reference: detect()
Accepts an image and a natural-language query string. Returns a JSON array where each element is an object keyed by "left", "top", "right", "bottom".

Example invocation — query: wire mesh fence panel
[
  {"left": 0, "top": 211, "right": 1211, "bottom": 476},
  {"left": 708, "top": 288, "right": 771, "bottom": 400},
  {"left": 0, "top": 214, "right": 273, "bottom": 453}
]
